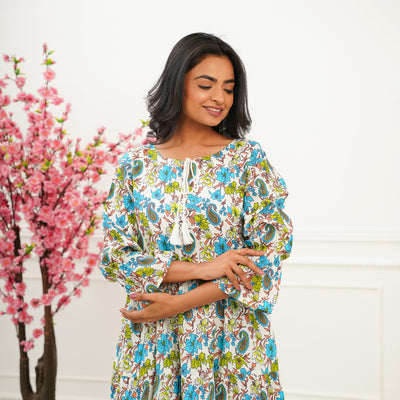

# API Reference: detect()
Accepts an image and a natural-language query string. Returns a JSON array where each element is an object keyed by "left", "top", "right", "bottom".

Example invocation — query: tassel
[
  {"left": 181, "top": 220, "right": 193, "bottom": 245},
  {"left": 170, "top": 221, "right": 183, "bottom": 245}
]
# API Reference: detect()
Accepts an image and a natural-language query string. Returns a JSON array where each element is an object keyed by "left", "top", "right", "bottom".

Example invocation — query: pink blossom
[
  {"left": 19, "top": 310, "right": 33, "bottom": 324},
  {"left": 3, "top": 55, "right": 10, "bottom": 62},
  {"left": 43, "top": 43, "right": 48, "bottom": 53},
  {"left": 16, "top": 76, "right": 26, "bottom": 88},
  {"left": 30, "top": 298, "right": 41, "bottom": 308},
  {"left": 33, "top": 329, "right": 43, "bottom": 338},
  {"left": 87, "top": 255, "right": 98, "bottom": 267},
  {"left": 0, "top": 94, "right": 11, "bottom": 107},
  {"left": 43, "top": 69, "right": 56, "bottom": 81},
  {"left": 6, "top": 304, "right": 17, "bottom": 315},
  {"left": 21, "top": 340, "right": 34, "bottom": 352},
  {"left": 37, "top": 87, "right": 53, "bottom": 100},
  {"left": 1, "top": 258, "right": 12, "bottom": 269},
  {"left": 57, "top": 295, "right": 70, "bottom": 309},
  {"left": 6, "top": 229, "right": 16, "bottom": 241},
  {"left": 52, "top": 96, "right": 63, "bottom": 105},
  {"left": 81, "top": 278, "right": 90, "bottom": 287},
  {"left": 15, "top": 282, "right": 26, "bottom": 296}
]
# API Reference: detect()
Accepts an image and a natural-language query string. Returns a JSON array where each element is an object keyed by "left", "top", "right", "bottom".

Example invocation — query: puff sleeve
[
  {"left": 213, "top": 143, "right": 293, "bottom": 313},
  {"left": 99, "top": 151, "right": 173, "bottom": 295}
]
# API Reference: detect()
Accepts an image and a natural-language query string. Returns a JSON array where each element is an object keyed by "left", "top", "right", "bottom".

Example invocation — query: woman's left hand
[{"left": 120, "top": 292, "right": 180, "bottom": 323}]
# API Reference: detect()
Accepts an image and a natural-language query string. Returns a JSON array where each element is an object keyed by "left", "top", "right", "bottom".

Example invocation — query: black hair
[{"left": 146, "top": 32, "right": 251, "bottom": 143}]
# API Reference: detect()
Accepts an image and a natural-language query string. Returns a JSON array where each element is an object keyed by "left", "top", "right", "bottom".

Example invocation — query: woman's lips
[{"left": 203, "top": 106, "right": 223, "bottom": 117}]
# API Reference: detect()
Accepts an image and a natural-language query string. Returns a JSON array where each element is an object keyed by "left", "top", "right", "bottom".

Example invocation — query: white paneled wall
[{"left": 1, "top": 0, "right": 399, "bottom": 399}]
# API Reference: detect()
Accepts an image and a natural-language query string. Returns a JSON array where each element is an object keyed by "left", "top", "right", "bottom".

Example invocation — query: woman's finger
[
  {"left": 235, "top": 255, "right": 265, "bottom": 275},
  {"left": 129, "top": 292, "right": 154, "bottom": 302},
  {"left": 238, "top": 248, "right": 265, "bottom": 254},
  {"left": 231, "top": 264, "right": 252, "bottom": 289},
  {"left": 225, "top": 270, "right": 241, "bottom": 291}
]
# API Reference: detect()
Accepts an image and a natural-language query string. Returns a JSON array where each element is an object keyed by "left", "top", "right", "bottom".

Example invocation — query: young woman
[{"left": 100, "top": 32, "right": 293, "bottom": 400}]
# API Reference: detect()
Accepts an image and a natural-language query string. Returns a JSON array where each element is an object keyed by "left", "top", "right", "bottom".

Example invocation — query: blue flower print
[
  {"left": 159, "top": 165, "right": 175, "bottom": 182},
  {"left": 260, "top": 200, "right": 274, "bottom": 215},
  {"left": 116, "top": 214, "right": 127, "bottom": 228},
  {"left": 185, "top": 334, "right": 202, "bottom": 355},
  {"left": 157, "top": 333, "right": 172, "bottom": 355},
  {"left": 184, "top": 384, "right": 199, "bottom": 400},
  {"left": 266, "top": 338, "right": 277, "bottom": 359},
  {"left": 187, "top": 194, "right": 202, "bottom": 212},
  {"left": 157, "top": 234, "right": 171, "bottom": 252},
  {"left": 210, "top": 189, "right": 224, "bottom": 201},
  {"left": 151, "top": 188, "right": 163, "bottom": 200},
  {"left": 132, "top": 190, "right": 144, "bottom": 204},
  {"left": 102, "top": 214, "right": 112, "bottom": 229},
  {"left": 276, "top": 198, "right": 285, "bottom": 209},
  {"left": 181, "top": 363, "right": 191, "bottom": 377},
  {"left": 134, "top": 343, "right": 148, "bottom": 363},
  {"left": 216, "top": 167, "right": 233, "bottom": 184},
  {"left": 215, "top": 237, "right": 229, "bottom": 255},
  {"left": 123, "top": 194, "right": 135, "bottom": 212}
]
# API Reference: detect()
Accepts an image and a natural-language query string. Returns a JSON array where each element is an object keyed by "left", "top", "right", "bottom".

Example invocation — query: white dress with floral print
[{"left": 100, "top": 139, "right": 293, "bottom": 400}]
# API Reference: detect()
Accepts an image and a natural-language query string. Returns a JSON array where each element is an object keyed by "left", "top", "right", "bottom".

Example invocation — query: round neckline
[{"left": 150, "top": 139, "right": 239, "bottom": 163}]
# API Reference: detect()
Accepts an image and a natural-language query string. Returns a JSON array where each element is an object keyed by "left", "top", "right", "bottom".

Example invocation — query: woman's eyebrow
[{"left": 194, "top": 74, "right": 235, "bottom": 84}]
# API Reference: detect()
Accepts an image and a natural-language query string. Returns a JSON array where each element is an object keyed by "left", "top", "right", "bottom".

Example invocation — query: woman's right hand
[{"left": 196, "top": 248, "right": 266, "bottom": 290}]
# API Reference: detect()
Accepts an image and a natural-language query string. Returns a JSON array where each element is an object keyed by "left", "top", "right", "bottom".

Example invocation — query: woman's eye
[
  {"left": 198, "top": 85, "right": 211, "bottom": 90},
  {"left": 224, "top": 89, "right": 233, "bottom": 94}
]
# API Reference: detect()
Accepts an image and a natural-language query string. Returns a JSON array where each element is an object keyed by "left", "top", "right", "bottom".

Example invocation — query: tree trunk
[
  {"left": 33, "top": 307, "right": 57, "bottom": 400},
  {"left": 18, "top": 322, "right": 34, "bottom": 400}
]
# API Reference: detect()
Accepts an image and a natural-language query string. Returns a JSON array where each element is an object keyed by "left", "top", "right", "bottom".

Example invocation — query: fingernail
[{"left": 129, "top": 293, "right": 137, "bottom": 299}]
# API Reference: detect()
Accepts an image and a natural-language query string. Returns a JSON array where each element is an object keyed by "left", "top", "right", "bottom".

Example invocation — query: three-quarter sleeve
[
  {"left": 213, "top": 143, "right": 293, "bottom": 313},
  {"left": 99, "top": 151, "right": 173, "bottom": 295}
]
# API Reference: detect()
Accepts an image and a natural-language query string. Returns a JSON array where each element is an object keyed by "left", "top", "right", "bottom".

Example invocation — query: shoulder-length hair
[{"left": 146, "top": 32, "right": 251, "bottom": 143}]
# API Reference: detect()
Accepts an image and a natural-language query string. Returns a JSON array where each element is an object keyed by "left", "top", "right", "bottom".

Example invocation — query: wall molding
[
  {"left": 293, "top": 228, "right": 400, "bottom": 244},
  {"left": 0, "top": 372, "right": 108, "bottom": 383},
  {"left": 285, "top": 390, "right": 377, "bottom": 400},
  {"left": 17, "top": 226, "right": 400, "bottom": 244}
]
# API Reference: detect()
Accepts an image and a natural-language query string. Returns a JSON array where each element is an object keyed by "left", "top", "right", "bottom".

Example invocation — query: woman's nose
[{"left": 211, "top": 87, "right": 224, "bottom": 103}]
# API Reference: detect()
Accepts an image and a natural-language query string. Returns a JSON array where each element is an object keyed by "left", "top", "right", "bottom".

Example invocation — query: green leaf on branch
[{"left": 24, "top": 244, "right": 36, "bottom": 255}]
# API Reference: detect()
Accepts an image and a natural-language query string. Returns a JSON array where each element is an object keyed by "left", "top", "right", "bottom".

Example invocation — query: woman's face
[{"left": 180, "top": 55, "right": 235, "bottom": 129}]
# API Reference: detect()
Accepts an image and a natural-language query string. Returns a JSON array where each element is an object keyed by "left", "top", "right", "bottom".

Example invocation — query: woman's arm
[
  {"left": 162, "top": 248, "right": 266, "bottom": 291},
  {"left": 120, "top": 281, "right": 228, "bottom": 323},
  {"left": 120, "top": 248, "right": 266, "bottom": 323}
]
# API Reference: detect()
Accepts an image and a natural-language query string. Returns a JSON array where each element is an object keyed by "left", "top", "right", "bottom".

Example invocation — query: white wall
[{"left": 1, "top": 1, "right": 399, "bottom": 399}]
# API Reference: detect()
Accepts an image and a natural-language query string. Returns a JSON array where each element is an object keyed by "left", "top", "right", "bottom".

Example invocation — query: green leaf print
[
  {"left": 272, "top": 210, "right": 284, "bottom": 224},
  {"left": 110, "top": 229, "right": 122, "bottom": 242},
  {"left": 138, "top": 212, "right": 149, "bottom": 227},
  {"left": 225, "top": 181, "right": 237, "bottom": 195},
  {"left": 233, "top": 355, "right": 246, "bottom": 369},
  {"left": 220, "top": 351, "right": 232, "bottom": 367},
  {"left": 136, "top": 267, "right": 154, "bottom": 277},
  {"left": 148, "top": 149, "right": 158, "bottom": 160},
  {"left": 124, "top": 324, "right": 132, "bottom": 339},
  {"left": 194, "top": 214, "right": 209, "bottom": 230},
  {"left": 165, "top": 181, "right": 180, "bottom": 194},
  {"left": 251, "top": 275, "right": 262, "bottom": 292}
]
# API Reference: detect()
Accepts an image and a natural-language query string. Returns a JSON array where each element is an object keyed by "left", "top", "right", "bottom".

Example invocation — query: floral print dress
[{"left": 100, "top": 139, "right": 293, "bottom": 400}]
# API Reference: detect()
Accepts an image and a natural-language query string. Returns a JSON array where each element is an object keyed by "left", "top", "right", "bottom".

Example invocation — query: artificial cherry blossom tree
[{"left": 0, "top": 44, "right": 146, "bottom": 400}]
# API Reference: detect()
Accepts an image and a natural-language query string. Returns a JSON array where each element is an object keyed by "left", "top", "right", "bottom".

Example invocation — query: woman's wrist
[{"left": 174, "top": 281, "right": 228, "bottom": 314}]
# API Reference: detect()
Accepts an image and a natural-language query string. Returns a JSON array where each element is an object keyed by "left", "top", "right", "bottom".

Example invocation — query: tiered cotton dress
[{"left": 100, "top": 138, "right": 293, "bottom": 400}]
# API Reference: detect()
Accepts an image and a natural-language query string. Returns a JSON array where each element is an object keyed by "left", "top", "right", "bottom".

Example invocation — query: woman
[{"left": 100, "top": 32, "right": 293, "bottom": 400}]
